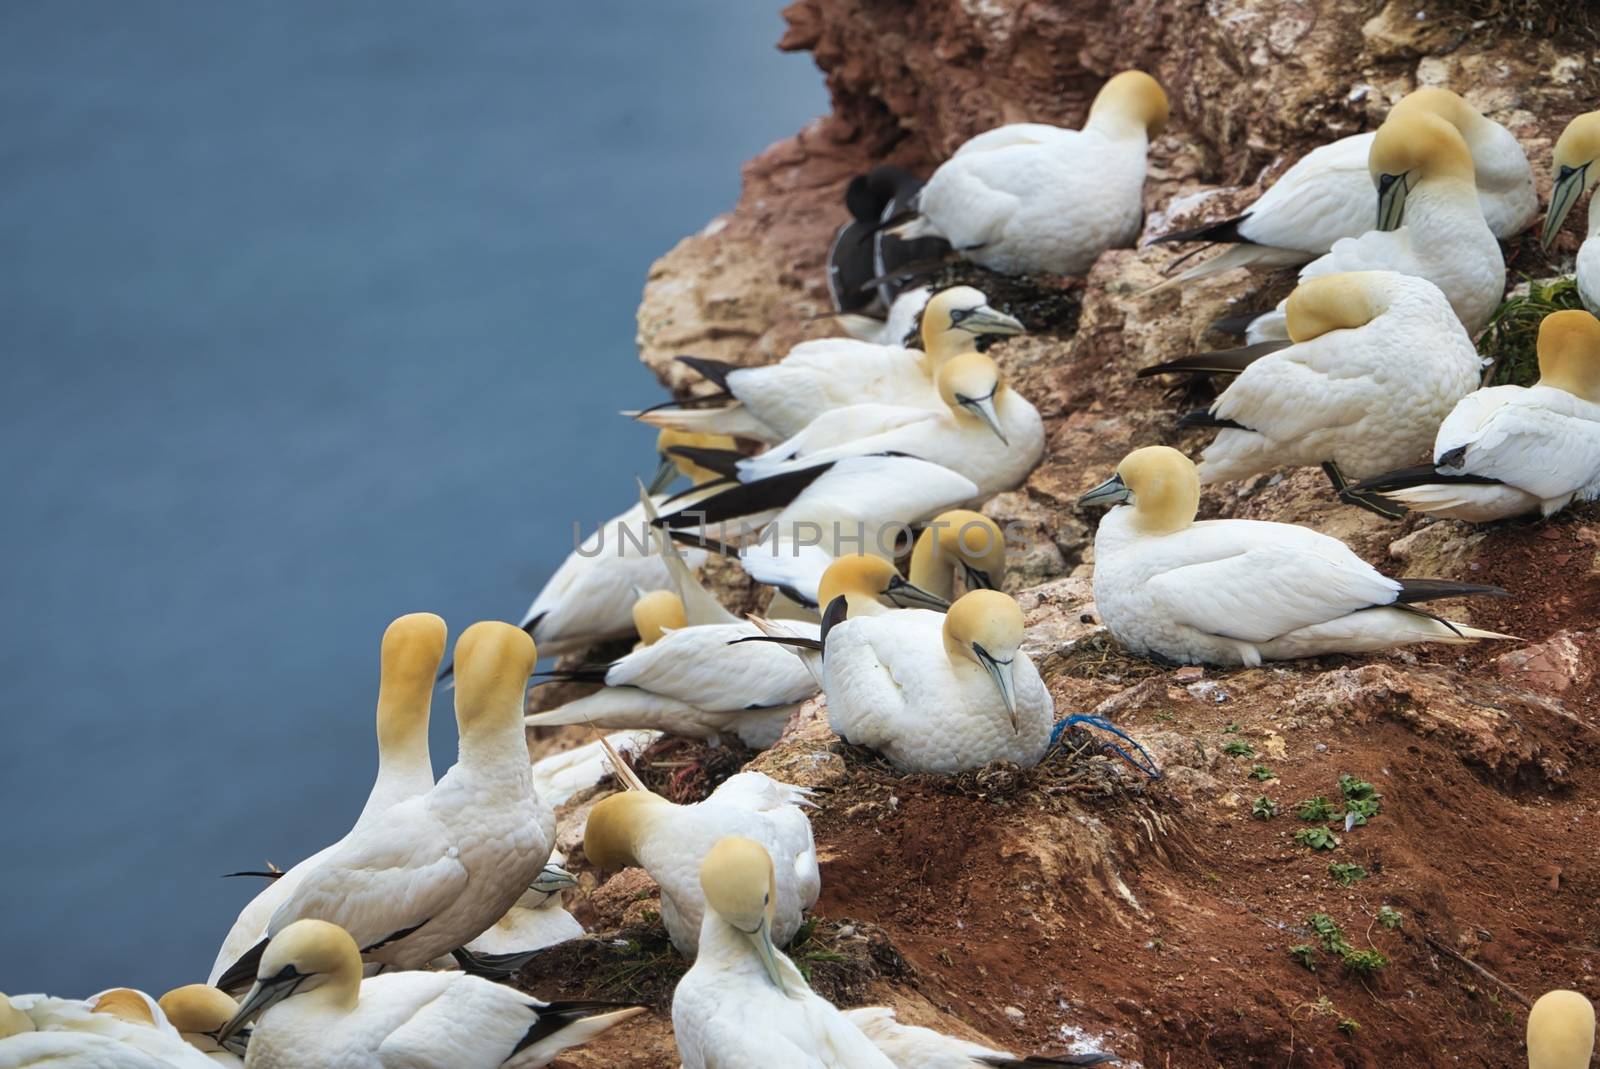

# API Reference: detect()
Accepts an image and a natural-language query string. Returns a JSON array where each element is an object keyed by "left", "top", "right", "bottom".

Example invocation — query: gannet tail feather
[{"left": 1137, "top": 341, "right": 1290, "bottom": 377}]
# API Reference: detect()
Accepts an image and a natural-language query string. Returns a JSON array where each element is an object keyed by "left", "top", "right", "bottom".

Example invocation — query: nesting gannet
[
  {"left": 828, "top": 166, "right": 947, "bottom": 316},
  {"left": 208, "top": 612, "right": 446, "bottom": 986},
  {"left": 530, "top": 729, "right": 660, "bottom": 807},
  {"left": 1527, "top": 989, "right": 1595, "bottom": 1069},
  {"left": 215, "top": 621, "right": 555, "bottom": 989},
  {"left": 2, "top": 989, "right": 217, "bottom": 1068},
  {"left": 215, "top": 920, "right": 641, "bottom": 1069},
  {"left": 1079, "top": 446, "right": 1511, "bottom": 666},
  {"left": 908, "top": 509, "right": 1006, "bottom": 600},
  {"left": 807, "top": 560, "right": 1054, "bottom": 772},
  {"left": 1354, "top": 309, "right": 1600, "bottom": 520},
  {"left": 890, "top": 71, "right": 1168, "bottom": 276},
  {"left": 630, "top": 588, "right": 685, "bottom": 647},
  {"left": 672, "top": 836, "right": 895, "bottom": 1068},
  {"left": 0, "top": 1032, "right": 177, "bottom": 1069},
  {"left": 1236, "top": 110, "right": 1507, "bottom": 343},
  {"left": 584, "top": 769, "right": 819, "bottom": 957},
  {"left": 837, "top": 286, "right": 933, "bottom": 347},
  {"left": 1542, "top": 111, "right": 1600, "bottom": 315},
  {"left": 158, "top": 987, "right": 246, "bottom": 1066},
  {"left": 1147, "top": 271, "right": 1482, "bottom": 514},
  {"left": 731, "top": 352, "right": 1046, "bottom": 497},
  {"left": 1153, "top": 87, "right": 1536, "bottom": 286},
  {"left": 843, "top": 1006, "right": 1116, "bottom": 1067},
  {"left": 633, "top": 286, "right": 1024, "bottom": 442}
]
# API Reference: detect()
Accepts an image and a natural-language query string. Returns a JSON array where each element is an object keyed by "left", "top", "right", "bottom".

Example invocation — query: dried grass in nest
[
  {"left": 1438, "top": 0, "right": 1600, "bottom": 45},
  {"left": 1048, "top": 632, "right": 1165, "bottom": 682},
  {"left": 905, "top": 262, "right": 1083, "bottom": 341},
  {"left": 631, "top": 735, "right": 753, "bottom": 804}
]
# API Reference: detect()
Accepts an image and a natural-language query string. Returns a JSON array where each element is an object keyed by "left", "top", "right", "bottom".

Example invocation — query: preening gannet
[
  {"left": 1147, "top": 271, "right": 1482, "bottom": 514},
  {"left": 1354, "top": 309, "right": 1600, "bottom": 520},
  {"left": 1237, "top": 110, "right": 1506, "bottom": 343},
  {"left": 584, "top": 772, "right": 819, "bottom": 957},
  {"left": 208, "top": 612, "right": 446, "bottom": 986},
  {"left": 630, "top": 588, "right": 686, "bottom": 646},
  {"left": 530, "top": 729, "right": 660, "bottom": 807},
  {"left": 1542, "top": 111, "right": 1600, "bottom": 315},
  {"left": 216, "top": 920, "right": 641, "bottom": 1069},
  {"left": 828, "top": 166, "right": 947, "bottom": 316},
  {"left": 1079, "top": 446, "right": 1511, "bottom": 666},
  {"left": 908, "top": 509, "right": 1007, "bottom": 600},
  {"left": 158, "top": 986, "right": 246, "bottom": 1065},
  {"left": 1527, "top": 989, "right": 1595, "bottom": 1069},
  {"left": 1, "top": 989, "right": 216, "bottom": 1068},
  {"left": 671, "top": 836, "right": 896, "bottom": 1069},
  {"left": 843, "top": 1006, "right": 1117, "bottom": 1067},
  {"left": 634, "top": 286, "right": 1024, "bottom": 443},
  {"left": 894, "top": 71, "right": 1168, "bottom": 276},
  {"left": 215, "top": 622, "right": 555, "bottom": 989},
  {"left": 1152, "top": 87, "right": 1536, "bottom": 285}
]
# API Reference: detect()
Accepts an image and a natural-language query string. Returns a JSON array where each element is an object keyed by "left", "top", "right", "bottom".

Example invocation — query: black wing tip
[
  {"left": 1176, "top": 409, "right": 1247, "bottom": 430},
  {"left": 515, "top": 999, "right": 643, "bottom": 1055},
  {"left": 1149, "top": 212, "right": 1250, "bottom": 246},
  {"left": 1348, "top": 465, "right": 1502, "bottom": 494},
  {"left": 1394, "top": 577, "right": 1512, "bottom": 603},
  {"left": 215, "top": 936, "right": 270, "bottom": 992}
]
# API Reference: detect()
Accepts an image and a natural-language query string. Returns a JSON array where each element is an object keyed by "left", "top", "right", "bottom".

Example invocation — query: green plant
[
  {"left": 1251, "top": 795, "right": 1279, "bottom": 820},
  {"left": 1376, "top": 906, "right": 1403, "bottom": 930},
  {"left": 1289, "top": 944, "right": 1318, "bottom": 970},
  {"left": 1338, "top": 775, "right": 1379, "bottom": 802},
  {"left": 1345, "top": 797, "right": 1381, "bottom": 825},
  {"left": 1328, "top": 862, "right": 1367, "bottom": 886},
  {"left": 1223, "top": 739, "right": 1256, "bottom": 758},
  {"left": 1297, "top": 796, "right": 1339, "bottom": 821},
  {"left": 1248, "top": 764, "right": 1276, "bottom": 781},
  {"left": 1308, "top": 914, "right": 1353, "bottom": 955},
  {"left": 1295, "top": 827, "right": 1340, "bottom": 851},
  {"left": 1154, "top": 711, "right": 1175, "bottom": 722},
  {"left": 1342, "top": 949, "right": 1389, "bottom": 976},
  {"left": 1338, "top": 1018, "right": 1361, "bottom": 1035},
  {"left": 1223, "top": 722, "right": 1241, "bottom": 733},
  {"left": 1478, "top": 277, "right": 1589, "bottom": 387}
]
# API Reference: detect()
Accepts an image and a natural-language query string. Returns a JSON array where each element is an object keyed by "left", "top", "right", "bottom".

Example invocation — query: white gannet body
[
  {"left": 843, "top": 1006, "right": 1115, "bottom": 1068},
  {"left": 215, "top": 920, "right": 641, "bottom": 1069},
  {"left": 214, "top": 622, "right": 555, "bottom": 989},
  {"left": 158, "top": 986, "right": 246, "bottom": 1066},
  {"left": 836, "top": 286, "right": 933, "bottom": 347},
  {"left": 3, "top": 989, "right": 216, "bottom": 1068},
  {"left": 812, "top": 559, "right": 1052, "bottom": 772},
  {"left": 634, "top": 287, "right": 1025, "bottom": 443},
  {"left": 1527, "top": 989, "right": 1595, "bottom": 1069},
  {"left": 734, "top": 353, "right": 1046, "bottom": 498},
  {"left": 207, "top": 613, "right": 446, "bottom": 986},
  {"left": 1192, "top": 272, "right": 1482, "bottom": 484},
  {"left": 1542, "top": 111, "right": 1600, "bottom": 316},
  {"left": 456, "top": 856, "right": 584, "bottom": 963},
  {"left": 671, "top": 838, "right": 896, "bottom": 1069},
  {"left": 1357, "top": 310, "right": 1600, "bottom": 520},
  {"left": 0, "top": 1033, "right": 175, "bottom": 1069},
  {"left": 530, "top": 730, "right": 660, "bottom": 807},
  {"left": 900, "top": 71, "right": 1168, "bottom": 276},
  {"left": 1080, "top": 447, "right": 1511, "bottom": 667},
  {"left": 1155, "top": 87, "right": 1535, "bottom": 285},
  {"left": 1242, "top": 110, "right": 1506, "bottom": 343},
  {"left": 584, "top": 773, "right": 819, "bottom": 957}
]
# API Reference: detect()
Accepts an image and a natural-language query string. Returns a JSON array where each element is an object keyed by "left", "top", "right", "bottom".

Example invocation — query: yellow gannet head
[
  {"left": 919, "top": 287, "right": 1025, "bottom": 363},
  {"left": 937, "top": 352, "right": 1009, "bottom": 443},
  {"left": 699, "top": 836, "right": 790, "bottom": 993},
  {"left": 219, "top": 921, "right": 361, "bottom": 1043},
  {"left": 651, "top": 429, "right": 739, "bottom": 493},
  {"left": 583, "top": 790, "right": 669, "bottom": 870},
  {"left": 452, "top": 621, "right": 538, "bottom": 738},
  {"left": 90, "top": 989, "right": 157, "bottom": 1027},
  {"left": 1535, "top": 309, "right": 1600, "bottom": 401},
  {"left": 1076, "top": 446, "right": 1200, "bottom": 535},
  {"left": 910, "top": 510, "right": 1006, "bottom": 599},
  {"left": 158, "top": 986, "right": 241, "bottom": 1054},
  {"left": 375, "top": 612, "right": 446, "bottom": 754},
  {"left": 1370, "top": 111, "right": 1477, "bottom": 231},
  {"left": 1528, "top": 990, "right": 1595, "bottom": 1069},
  {"left": 1284, "top": 272, "right": 1388, "bottom": 343},
  {"left": 0, "top": 995, "right": 32, "bottom": 1039},
  {"left": 1088, "top": 70, "right": 1169, "bottom": 138},
  {"left": 1543, "top": 111, "right": 1600, "bottom": 250},
  {"left": 943, "top": 589, "right": 1026, "bottom": 733},
  {"left": 631, "top": 589, "right": 686, "bottom": 646},
  {"left": 817, "top": 554, "right": 950, "bottom": 616}
]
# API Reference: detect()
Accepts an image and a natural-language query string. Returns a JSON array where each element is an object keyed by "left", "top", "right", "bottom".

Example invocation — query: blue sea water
[{"left": 0, "top": 1, "right": 825, "bottom": 994}]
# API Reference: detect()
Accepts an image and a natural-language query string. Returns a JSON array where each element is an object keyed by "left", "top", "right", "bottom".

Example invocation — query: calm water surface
[{"left": 0, "top": 1, "right": 825, "bottom": 993}]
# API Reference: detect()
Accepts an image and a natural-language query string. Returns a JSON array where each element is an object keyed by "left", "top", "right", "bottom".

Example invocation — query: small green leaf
[
  {"left": 1295, "top": 827, "right": 1340, "bottom": 851},
  {"left": 1307, "top": 913, "right": 1353, "bottom": 955},
  {"left": 1338, "top": 774, "right": 1379, "bottom": 802},
  {"left": 1341, "top": 948, "right": 1388, "bottom": 975},
  {"left": 1328, "top": 862, "right": 1366, "bottom": 886},
  {"left": 1289, "top": 944, "right": 1317, "bottom": 970},
  {"left": 1376, "top": 906, "right": 1403, "bottom": 930},
  {"left": 1248, "top": 764, "right": 1275, "bottom": 781},
  {"left": 1222, "top": 739, "right": 1256, "bottom": 758},
  {"left": 1251, "top": 795, "right": 1278, "bottom": 820},
  {"left": 1297, "top": 796, "right": 1338, "bottom": 822},
  {"left": 1338, "top": 1018, "right": 1361, "bottom": 1035}
]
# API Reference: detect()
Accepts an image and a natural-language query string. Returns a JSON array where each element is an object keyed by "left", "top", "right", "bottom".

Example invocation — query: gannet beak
[
  {"left": 974, "top": 642, "right": 1018, "bottom": 734},
  {"left": 1375, "top": 171, "right": 1411, "bottom": 232},
  {"left": 531, "top": 864, "right": 580, "bottom": 893},
  {"left": 214, "top": 1026, "right": 252, "bottom": 1058},
  {"left": 885, "top": 573, "right": 951, "bottom": 611},
  {"left": 1542, "top": 162, "right": 1590, "bottom": 251},
  {"left": 1077, "top": 473, "right": 1131, "bottom": 508},
  {"left": 961, "top": 560, "right": 998, "bottom": 591},
  {"left": 959, "top": 391, "right": 1008, "bottom": 443},
  {"left": 746, "top": 916, "right": 789, "bottom": 996},
  {"left": 217, "top": 973, "right": 299, "bottom": 1044},
  {"left": 963, "top": 304, "right": 1026, "bottom": 337},
  {"left": 645, "top": 454, "right": 678, "bottom": 495}
]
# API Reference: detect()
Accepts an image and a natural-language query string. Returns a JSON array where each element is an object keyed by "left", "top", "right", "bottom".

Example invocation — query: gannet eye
[
  {"left": 949, "top": 307, "right": 973, "bottom": 324},
  {"left": 1376, "top": 173, "right": 1402, "bottom": 194}
]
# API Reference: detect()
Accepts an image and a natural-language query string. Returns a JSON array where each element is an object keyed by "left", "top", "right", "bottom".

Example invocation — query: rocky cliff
[{"left": 537, "top": 3, "right": 1600, "bottom": 1066}]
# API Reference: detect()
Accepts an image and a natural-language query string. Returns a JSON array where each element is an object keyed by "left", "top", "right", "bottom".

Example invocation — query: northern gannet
[
  {"left": 1153, "top": 87, "right": 1536, "bottom": 285},
  {"left": 1079, "top": 446, "right": 1512, "bottom": 666},
  {"left": 843, "top": 1006, "right": 1116, "bottom": 1067},
  {"left": 671, "top": 836, "right": 896, "bottom": 1069},
  {"left": 1354, "top": 309, "right": 1600, "bottom": 520},
  {"left": 432, "top": 858, "right": 585, "bottom": 978},
  {"left": 1542, "top": 111, "right": 1600, "bottom": 315},
  {"left": 730, "top": 352, "right": 1046, "bottom": 497},
  {"left": 827, "top": 166, "right": 947, "bottom": 317},
  {"left": 215, "top": 622, "right": 555, "bottom": 989},
  {"left": 633, "top": 286, "right": 1024, "bottom": 443},
  {"left": 1527, "top": 989, "right": 1594, "bottom": 1069},
  {"left": 802, "top": 557, "right": 1053, "bottom": 772},
  {"left": 158, "top": 986, "right": 246, "bottom": 1066},
  {"left": 530, "top": 729, "right": 660, "bottom": 807},
  {"left": 216, "top": 920, "right": 642, "bottom": 1068},
  {"left": 0, "top": 1032, "right": 176, "bottom": 1069},
  {"left": 584, "top": 770, "right": 819, "bottom": 957},
  {"left": 836, "top": 286, "right": 932, "bottom": 347},
  {"left": 208, "top": 612, "right": 446, "bottom": 986},
  {"left": 630, "top": 588, "right": 685, "bottom": 646},
  {"left": 907, "top": 509, "right": 1006, "bottom": 600},
  {"left": 1145, "top": 271, "right": 1482, "bottom": 515},
  {"left": 1237, "top": 110, "right": 1507, "bottom": 343},
  {"left": 2, "top": 989, "right": 216, "bottom": 1068},
  {"left": 892, "top": 71, "right": 1168, "bottom": 276}
]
